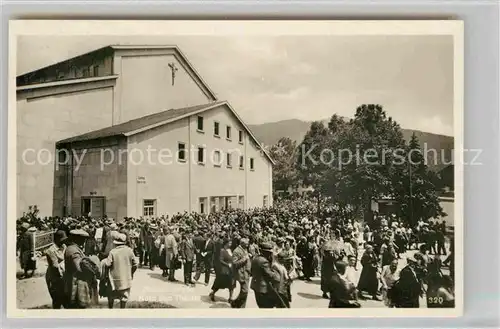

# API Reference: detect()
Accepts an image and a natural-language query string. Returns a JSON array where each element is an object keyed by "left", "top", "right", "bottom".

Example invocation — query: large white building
[{"left": 16, "top": 45, "right": 274, "bottom": 220}]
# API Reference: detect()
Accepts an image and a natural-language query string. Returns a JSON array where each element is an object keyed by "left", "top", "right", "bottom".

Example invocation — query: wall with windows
[
  {"left": 125, "top": 103, "right": 272, "bottom": 217},
  {"left": 126, "top": 118, "right": 190, "bottom": 217},
  {"left": 245, "top": 134, "right": 273, "bottom": 208},
  {"left": 189, "top": 104, "right": 254, "bottom": 212},
  {"left": 17, "top": 51, "right": 114, "bottom": 86}
]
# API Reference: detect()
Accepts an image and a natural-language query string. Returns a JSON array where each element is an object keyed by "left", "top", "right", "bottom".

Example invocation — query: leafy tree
[
  {"left": 392, "top": 133, "right": 445, "bottom": 225},
  {"left": 269, "top": 137, "right": 299, "bottom": 193},
  {"left": 333, "top": 105, "right": 406, "bottom": 223}
]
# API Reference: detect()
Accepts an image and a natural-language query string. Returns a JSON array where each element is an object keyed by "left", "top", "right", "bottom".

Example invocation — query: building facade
[{"left": 17, "top": 45, "right": 273, "bottom": 218}]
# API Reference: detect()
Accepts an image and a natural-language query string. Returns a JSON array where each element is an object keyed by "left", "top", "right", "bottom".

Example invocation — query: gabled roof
[
  {"left": 57, "top": 101, "right": 275, "bottom": 165},
  {"left": 17, "top": 45, "right": 217, "bottom": 101}
]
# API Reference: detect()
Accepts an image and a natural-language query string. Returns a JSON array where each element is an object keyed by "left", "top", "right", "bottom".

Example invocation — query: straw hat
[
  {"left": 70, "top": 229, "right": 89, "bottom": 237},
  {"left": 113, "top": 232, "right": 127, "bottom": 245}
]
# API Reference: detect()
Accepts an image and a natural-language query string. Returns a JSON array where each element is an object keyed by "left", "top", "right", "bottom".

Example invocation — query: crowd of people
[{"left": 16, "top": 198, "right": 455, "bottom": 309}]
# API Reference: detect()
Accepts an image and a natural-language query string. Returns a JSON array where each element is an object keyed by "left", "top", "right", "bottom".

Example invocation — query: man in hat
[
  {"left": 164, "top": 227, "right": 179, "bottom": 281},
  {"left": 63, "top": 229, "right": 90, "bottom": 308},
  {"left": 179, "top": 230, "right": 196, "bottom": 286},
  {"left": 103, "top": 232, "right": 138, "bottom": 309},
  {"left": 101, "top": 221, "right": 118, "bottom": 260},
  {"left": 231, "top": 237, "right": 251, "bottom": 308},
  {"left": 194, "top": 230, "right": 214, "bottom": 286},
  {"left": 250, "top": 242, "right": 281, "bottom": 308},
  {"left": 44, "top": 230, "right": 68, "bottom": 308},
  {"left": 19, "top": 225, "right": 37, "bottom": 278},
  {"left": 392, "top": 254, "right": 423, "bottom": 308}
]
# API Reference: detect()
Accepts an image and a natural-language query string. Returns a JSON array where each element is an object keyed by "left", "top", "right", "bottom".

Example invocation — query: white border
[{"left": 7, "top": 20, "right": 464, "bottom": 318}]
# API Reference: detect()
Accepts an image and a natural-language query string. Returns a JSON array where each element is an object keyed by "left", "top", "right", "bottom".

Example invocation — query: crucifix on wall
[{"left": 168, "top": 62, "right": 178, "bottom": 86}]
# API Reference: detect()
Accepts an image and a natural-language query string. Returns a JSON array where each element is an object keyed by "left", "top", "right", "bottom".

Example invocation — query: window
[
  {"left": 178, "top": 142, "right": 186, "bottom": 162},
  {"left": 214, "top": 122, "right": 220, "bottom": 137},
  {"left": 199, "top": 197, "right": 207, "bottom": 214},
  {"left": 197, "top": 116, "right": 204, "bottom": 132},
  {"left": 214, "top": 150, "right": 222, "bottom": 167},
  {"left": 239, "top": 130, "right": 244, "bottom": 144},
  {"left": 239, "top": 156, "right": 244, "bottom": 169},
  {"left": 250, "top": 158, "right": 255, "bottom": 170},
  {"left": 82, "top": 68, "right": 90, "bottom": 78},
  {"left": 226, "top": 126, "right": 232, "bottom": 140},
  {"left": 197, "top": 147, "right": 205, "bottom": 164},
  {"left": 238, "top": 196, "right": 245, "bottom": 209},
  {"left": 263, "top": 195, "right": 269, "bottom": 208},
  {"left": 226, "top": 152, "right": 232, "bottom": 168},
  {"left": 143, "top": 199, "right": 156, "bottom": 216},
  {"left": 93, "top": 65, "right": 99, "bottom": 77},
  {"left": 56, "top": 70, "right": 65, "bottom": 79}
]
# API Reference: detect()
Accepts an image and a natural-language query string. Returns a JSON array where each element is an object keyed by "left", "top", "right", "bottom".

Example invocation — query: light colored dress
[{"left": 381, "top": 265, "right": 400, "bottom": 307}]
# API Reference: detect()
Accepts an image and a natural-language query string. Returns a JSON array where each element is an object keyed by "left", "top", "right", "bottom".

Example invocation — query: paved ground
[{"left": 17, "top": 248, "right": 449, "bottom": 309}]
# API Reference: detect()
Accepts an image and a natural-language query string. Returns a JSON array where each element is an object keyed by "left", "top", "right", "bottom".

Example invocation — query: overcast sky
[{"left": 17, "top": 35, "right": 454, "bottom": 136}]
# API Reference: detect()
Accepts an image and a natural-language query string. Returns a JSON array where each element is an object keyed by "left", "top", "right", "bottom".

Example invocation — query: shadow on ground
[
  {"left": 147, "top": 272, "right": 185, "bottom": 285},
  {"left": 29, "top": 300, "right": 177, "bottom": 309},
  {"left": 297, "top": 292, "right": 323, "bottom": 300},
  {"left": 200, "top": 294, "right": 228, "bottom": 304}
]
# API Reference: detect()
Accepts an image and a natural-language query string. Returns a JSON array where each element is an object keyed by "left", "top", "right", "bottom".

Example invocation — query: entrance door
[
  {"left": 82, "top": 198, "right": 91, "bottom": 216},
  {"left": 81, "top": 196, "right": 106, "bottom": 218}
]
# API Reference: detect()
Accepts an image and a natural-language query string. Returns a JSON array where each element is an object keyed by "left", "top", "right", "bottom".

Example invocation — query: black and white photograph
[{"left": 8, "top": 20, "right": 463, "bottom": 317}]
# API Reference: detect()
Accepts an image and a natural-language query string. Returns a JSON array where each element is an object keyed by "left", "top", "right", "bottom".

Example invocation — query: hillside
[{"left": 248, "top": 119, "right": 454, "bottom": 171}]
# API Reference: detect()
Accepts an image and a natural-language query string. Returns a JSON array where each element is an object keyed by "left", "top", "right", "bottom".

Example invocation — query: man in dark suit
[
  {"left": 231, "top": 238, "right": 251, "bottom": 308},
  {"left": 328, "top": 261, "right": 360, "bottom": 308},
  {"left": 179, "top": 230, "right": 196, "bottom": 286},
  {"left": 192, "top": 229, "right": 206, "bottom": 283},
  {"left": 138, "top": 223, "right": 152, "bottom": 267},
  {"left": 393, "top": 255, "right": 423, "bottom": 308},
  {"left": 250, "top": 242, "right": 281, "bottom": 308},
  {"left": 194, "top": 231, "right": 214, "bottom": 285}
]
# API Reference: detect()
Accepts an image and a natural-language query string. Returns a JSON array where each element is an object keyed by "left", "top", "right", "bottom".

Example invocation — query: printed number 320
[{"left": 428, "top": 297, "right": 444, "bottom": 304}]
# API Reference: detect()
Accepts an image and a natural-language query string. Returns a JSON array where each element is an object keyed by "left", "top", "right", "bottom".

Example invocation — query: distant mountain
[{"left": 249, "top": 118, "right": 454, "bottom": 171}]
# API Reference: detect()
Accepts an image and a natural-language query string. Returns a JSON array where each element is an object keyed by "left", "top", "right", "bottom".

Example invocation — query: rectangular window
[
  {"left": 198, "top": 147, "right": 205, "bottom": 164},
  {"left": 199, "top": 197, "right": 207, "bottom": 214},
  {"left": 239, "top": 130, "right": 243, "bottom": 144},
  {"left": 226, "top": 126, "right": 232, "bottom": 140},
  {"left": 178, "top": 142, "right": 186, "bottom": 162},
  {"left": 82, "top": 68, "right": 90, "bottom": 78},
  {"left": 250, "top": 158, "right": 255, "bottom": 170},
  {"left": 214, "top": 150, "right": 221, "bottom": 167},
  {"left": 93, "top": 65, "right": 99, "bottom": 77},
  {"left": 56, "top": 70, "right": 65, "bottom": 79},
  {"left": 238, "top": 196, "right": 245, "bottom": 209},
  {"left": 214, "top": 122, "right": 220, "bottom": 137},
  {"left": 197, "top": 116, "right": 204, "bottom": 132},
  {"left": 239, "top": 156, "right": 244, "bottom": 169},
  {"left": 263, "top": 195, "right": 269, "bottom": 208},
  {"left": 143, "top": 199, "right": 156, "bottom": 217},
  {"left": 226, "top": 152, "right": 232, "bottom": 168}
]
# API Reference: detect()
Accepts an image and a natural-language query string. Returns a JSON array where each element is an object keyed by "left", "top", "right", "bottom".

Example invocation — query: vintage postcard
[{"left": 8, "top": 20, "right": 463, "bottom": 318}]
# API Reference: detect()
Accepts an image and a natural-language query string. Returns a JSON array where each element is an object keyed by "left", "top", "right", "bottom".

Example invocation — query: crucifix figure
[{"left": 168, "top": 62, "right": 178, "bottom": 86}]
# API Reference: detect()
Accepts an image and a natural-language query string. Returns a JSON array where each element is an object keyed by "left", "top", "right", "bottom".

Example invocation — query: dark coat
[
  {"left": 328, "top": 272, "right": 359, "bottom": 308},
  {"left": 392, "top": 266, "right": 422, "bottom": 308},
  {"left": 63, "top": 243, "right": 92, "bottom": 308},
  {"left": 232, "top": 245, "right": 251, "bottom": 282},
  {"left": 219, "top": 248, "right": 233, "bottom": 276},
  {"left": 250, "top": 255, "right": 280, "bottom": 294},
  {"left": 180, "top": 238, "right": 196, "bottom": 262},
  {"left": 140, "top": 227, "right": 154, "bottom": 252},
  {"left": 357, "top": 251, "right": 379, "bottom": 294}
]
